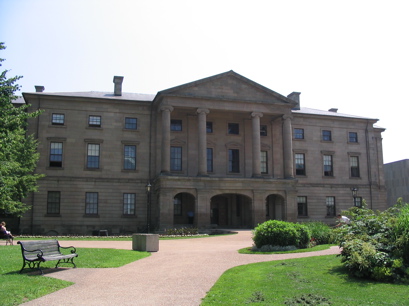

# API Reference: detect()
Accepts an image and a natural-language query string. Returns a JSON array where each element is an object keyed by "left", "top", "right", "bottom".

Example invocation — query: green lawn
[
  {"left": 0, "top": 245, "right": 150, "bottom": 306},
  {"left": 201, "top": 255, "right": 409, "bottom": 305}
]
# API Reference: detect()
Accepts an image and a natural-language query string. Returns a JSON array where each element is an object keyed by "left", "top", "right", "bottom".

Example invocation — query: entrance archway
[
  {"left": 210, "top": 194, "right": 252, "bottom": 228},
  {"left": 265, "top": 194, "right": 284, "bottom": 221},
  {"left": 173, "top": 192, "right": 196, "bottom": 226}
]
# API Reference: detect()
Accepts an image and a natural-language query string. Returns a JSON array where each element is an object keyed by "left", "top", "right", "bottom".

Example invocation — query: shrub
[
  {"left": 302, "top": 221, "right": 332, "bottom": 245},
  {"left": 162, "top": 227, "right": 198, "bottom": 236},
  {"left": 252, "top": 220, "right": 311, "bottom": 249}
]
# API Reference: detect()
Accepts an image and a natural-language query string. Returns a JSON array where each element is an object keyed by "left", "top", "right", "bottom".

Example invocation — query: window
[
  {"left": 228, "top": 149, "right": 240, "bottom": 173},
  {"left": 170, "top": 146, "right": 182, "bottom": 171},
  {"left": 322, "top": 130, "right": 332, "bottom": 141},
  {"left": 297, "top": 196, "right": 308, "bottom": 217},
  {"left": 49, "top": 142, "right": 63, "bottom": 167},
  {"left": 295, "top": 153, "right": 306, "bottom": 175},
  {"left": 174, "top": 194, "right": 182, "bottom": 216},
  {"left": 294, "top": 128, "right": 304, "bottom": 139},
  {"left": 124, "top": 145, "right": 136, "bottom": 170},
  {"left": 123, "top": 193, "right": 135, "bottom": 215},
  {"left": 261, "top": 151, "right": 268, "bottom": 174},
  {"left": 326, "top": 196, "right": 336, "bottom": 216},
  {"left": 350, "top": 156, "right": 360, "bottom": 177},
  {"left": 323, "top": 155, "right": 333, "bottom": 176},
  {"left": 170, "top": 119, "right": 182, "bottom": 131},
  {"left": 85, "top": 192, "right": 98, "bottom": 214},
  {"left": 89, "top": 115, "right": 101, "bottom": 127},
  {"left": 349, "top": 132, "right": 358, "bottom": 143},
  {"left": 260, "top": 125, "right": 267, "bottom": 136},
  {"left": 354, "top": 197, "right": 363, "bottom": 208},
  {"left": 206, "top": 122, "right": 213, "bottom": 133},
  {"left": 228, "top": 123, "right": 239, "bottom": 135},
  {"left": 87, "top": 144, "right": 100, "bottom": 169},
  {"left": 207, "top": 148, "right": 213, "bottom": 172},
  {"left": 51, "top": 113, "right": 65, "bottom": 125},
  {"left": 125, "top": 117, "right": 137, "bottom": 130},
  {"left": 47, "top": 191, "right": 60, "bottom": 214}
]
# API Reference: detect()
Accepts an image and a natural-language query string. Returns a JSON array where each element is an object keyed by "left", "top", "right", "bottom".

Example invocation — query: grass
[
  {"left": 0, "top": 245, "right": 150, "bottom": 306},
  {"left": 201, "top": 255, "right": 409, "bottom": 305},
  {"left": 238, "top": 244, "right": 336, "bottom": 254}
]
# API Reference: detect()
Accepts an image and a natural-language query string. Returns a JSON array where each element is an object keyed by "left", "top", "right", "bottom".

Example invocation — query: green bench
[{"left": 17, "top": 240, "right": 78, "bottom": 275}]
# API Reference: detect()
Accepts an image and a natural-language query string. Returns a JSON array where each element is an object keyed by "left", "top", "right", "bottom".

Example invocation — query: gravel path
[{"left": 22, "top": 230, "right": 341, "bottom": 306}]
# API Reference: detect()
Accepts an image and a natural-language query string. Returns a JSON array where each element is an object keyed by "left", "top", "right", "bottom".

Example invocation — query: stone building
[
  {"left": 20, "top": 71, "right": 387, "bottom": 235},
  {"left": 384, "top": 159, "right": 409, "bottom": 207}
]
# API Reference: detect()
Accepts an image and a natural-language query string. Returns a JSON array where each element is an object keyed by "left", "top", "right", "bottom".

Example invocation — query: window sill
[
  {"left": 47, "top": 167, "right": 64, "bottom": 170},
  {"left": 121, "top": 214, "right": 137, "bottom": 218},
  {"left": 44, "top": 214, "right": 61, "bottom": 217}
]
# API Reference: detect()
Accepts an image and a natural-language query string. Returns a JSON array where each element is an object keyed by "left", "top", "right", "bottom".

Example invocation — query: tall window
[
  {"left": 87, "top": 144, "right": 100, "bottom": 169},
  {"left": 294, "top": 128, "right": 304, "bottom": 139},
  {"left": 350, "top": 156, "right": 360, "bottom": 177},
  {"left": 295, "top": 153, "right": 305, "bottom": 175},
  {"left": 326, "top": 196, "right": 336, "bottom": 216},
  {"left": 206, "top": 122, "right": 213, "bottom": 133},
  {"left": 125, "top": 117, "right": 137, "bottom": 130},
  {"left": 174, "top": 194, "right": 182, "bottom": 216},
  {"left": 124, "top": 145, "right": 136, "bottom": 170},
  {"left": 297, "top": 196, "right": 308, "bottom": 217},
  {"left": 85, "top": 192, "right": 98, "bottom": 214},
  {"left": 88, "top": 115, "right": 101, "bottom": 127},
  {"left": 323, "top": 155, "right": 333, "bottom": 176},
  {"left": 349, "top": 132, "right": 358, "bottom": 143},
  {"left": 49, "top": 142, "right": 63, "bottom": 167},
  {"left": 170, "top": 119, "right": 182, "bottom": 131},
  {"left": 51, "top": 113, "right": 65, "bottom": 125},
  {"left": 170, "top": 146, "right": 182, "bottom": 171},
  {"left": 47, "top": 191, "right": 60, "bottom": 214},
  {"left": 123, "top": 193, "right": 135, "bottom": 215},
  {"left": 228, "top": 149, "right": 240, "bottom": 173},
  {"left": 354, "top": 197, "right": 363, "bottom": 208},
  {"left": 261, "top": 151, "right": 268, "bottom": 174},
  {"left": 207, "top": 148, "right": 213, "bottom": 172},
  {"left": 260, "top": 125, "right": 267, "bottom": 136},
  {"left": 322, "top": 130, "right": 332, "bottom": 141},
  {"left": 228, "top": 123, "right": 239, "bottom": 135}
]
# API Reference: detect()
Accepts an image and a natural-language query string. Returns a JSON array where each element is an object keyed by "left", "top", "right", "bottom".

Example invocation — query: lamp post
[
  {"left": 146, "top": 182, "right": 151, "bottom": 233},
  {"left": 351, "top": 187, "right": 358, "bottom": 207}
]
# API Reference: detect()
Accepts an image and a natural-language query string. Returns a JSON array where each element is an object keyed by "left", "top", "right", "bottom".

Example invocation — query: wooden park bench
[{"left": 17, "top": 240, "right": 78, "bottom": 275}]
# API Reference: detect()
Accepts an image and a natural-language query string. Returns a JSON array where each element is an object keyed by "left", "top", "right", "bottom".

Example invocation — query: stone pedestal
[{"left": 132, "top": 234, "right": 159, "bottom": 252}]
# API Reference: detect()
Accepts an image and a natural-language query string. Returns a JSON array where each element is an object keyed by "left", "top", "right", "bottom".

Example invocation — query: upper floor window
[
  {"left": 297, "top": 196, "right": 308, "bottom": 217},
  {"left": 260, "top": 125, "right": 267, "bottom": 136},
  {"left": 323, "top": 155, "right": 333, "bottom": 176},
  {"left": 228, "top": 123, "right": 239, "bottom": 135},
  {"left": 207, "top": 148, "right": 213, "bottom": 172},
  {"left": 47, "top": 191, "right": 60, "bottom": 214},
  {"left": 85, "top": 192, "right": 98, "bottom": 215},
  {"left": 49, "top": 142, "right": 63, "bottom": 167},
  {"left": 123, "top": 193, "right": 136, "bottom": 215},
  {"left": 228, "top": 149, "right": 240, "bottom": 173},
  {"left": 87, "top": 144, "right": 100, "bottom": 169},
  {"left": 89, "top": 115, "right": 101, "bottom": 127},
  {"left": 294, "top": 128, "right": 304, "bottom": 139},
  {"left": 261, "top": 151, "right": 268, "bottom": 174},
  {"left": 170, "top": 146, "right": 182, "bottom": 171},
  {"left": 125, "top": 117, "right": 137, "bottom": 130},
  {"left": 322, "top": 130, "right": 332, "bottom": 141},
  {"left": 349, "top": 132, "right": 358, "bottom": 143},
  {"left": 206, "top": 122, "right": 213, "bottom": 133},
  {"left": 51, "top": 113, "right": 65, "bottom": 125},
  {"left": 170, "top": 119, "right": 182, "bottom": 131},
  {"left": 326, "top": 196, "right": 336, "bottom": 217},
  {"left": 124, "top": 145, "right": 136, "bottom": 170},
  {"left": 295, "top": 153, "right": 306, "bottom": 175},
  {"left": 350, "top": 156, "right": 360, "bottom": 177}
]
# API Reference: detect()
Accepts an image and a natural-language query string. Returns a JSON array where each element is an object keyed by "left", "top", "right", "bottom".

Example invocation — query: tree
[{"left": 0, "top": 42, "right": 43, "bottom": 216}]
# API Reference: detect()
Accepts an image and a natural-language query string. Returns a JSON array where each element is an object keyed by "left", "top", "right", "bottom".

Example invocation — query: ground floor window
[{"left": 85, "top": 192, "right": 98, "bottom": 214}]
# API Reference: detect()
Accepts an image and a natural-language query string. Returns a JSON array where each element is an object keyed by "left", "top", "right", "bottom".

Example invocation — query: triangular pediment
[{"left": 155, "top": 70, "right": 295, "bottom": 106}]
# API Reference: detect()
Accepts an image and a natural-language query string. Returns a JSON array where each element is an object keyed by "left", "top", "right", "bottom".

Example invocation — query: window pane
[
  {"left": 174, "top": 195, "right": 182, "bottom": 215},
  {"left": 228, "top": 123, "right": 239, "bottom": 135},
  {"left": 206, "top": 122, "right": 213, "bottom": 133},
  {"left": 123, "top": 193, "right": 135, "bottom": 215},
  {"left": 85, "top": 192, "right": 98, "bottom": 214},
  {"left": 52, "top": 113, "right": 65, "bottom": 125},
  {"left": 260, "top": 125, "right": 267, "bottom": 136},
  {"left": 295, "top": 153, "right": 305, "bottom": 175},
  {"left": 124, "top": 145, "right": 136, "bottom": 170},
  {"left": 170, "top": 119, "right": 182, "bottom": 131},
  {"left": 326, "top": 197, "right": 335, "bottom": 216},
  {"left": 207, "top": 148, "right": 213, "bottom": 172},
  {"left": 170, "top": 147, "right": 182, "bottom": 171},
  {"left": 228, "top": 149, "right": 240, "bottom": 173},
  {"left": 89, "top": 116, "right": 101, "bottom": 127},
  {"left": 297, "top": 196, "right": 307, "bottom": 216},
  {"left": 50, "top": 142, "right": 63, "bottom": 167},
  {"left": 322, "top": 130, "right": 332, "bottom": 141},
  {"left": 125, "top": 118, "right": 137, "bottom": 130},
  {"left": 47, "top": 191, "right": 60, "bottom": 214},
  {"left": 87, "top": 144, "right": 100, "bottom": 168},
  {"left": 261, "top": 151, "right": 268, "bottom": 174},
  {"left": 323, "top": 155, "right": 333, "bottom": 176},
  {"left": 294, "top": 128, "right": 304, "bottom": 139},
  {"left": 350, "top": 156, "right": 360, "bottom": 177},
  {"left": 349, "top": 132, "right": 358, "bottom": 142}
]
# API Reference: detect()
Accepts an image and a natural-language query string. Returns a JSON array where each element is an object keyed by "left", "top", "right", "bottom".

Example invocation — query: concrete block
[{"left": 132, "top": 234, "right": 159, "bottom": 252}]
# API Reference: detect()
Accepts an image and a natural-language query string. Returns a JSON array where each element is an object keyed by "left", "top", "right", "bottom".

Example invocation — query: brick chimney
[
  {"left": 113, "top": 76, "right": 124, "bottom": 96},
  {"left": 35, "top": 86, "right": 45, "bottom": 92},
  {"left": 287, "top": 92, "right": 301, "bottom": 110}
]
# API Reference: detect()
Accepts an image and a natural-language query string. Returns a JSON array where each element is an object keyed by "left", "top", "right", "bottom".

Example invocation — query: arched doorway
[
  {"left": 265, "top": 194, "right": 285, "bottom": 221},
  {"left": 173, "top": 192, "right": 196, "bottom": 226},
  {"left": 210, "top": 194, "right": 252, "bottom": 228}
]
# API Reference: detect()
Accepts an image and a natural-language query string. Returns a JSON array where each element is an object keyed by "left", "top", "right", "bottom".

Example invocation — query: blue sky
[{"left": 1, "top": 0, "right": 408, "bottom": 164}]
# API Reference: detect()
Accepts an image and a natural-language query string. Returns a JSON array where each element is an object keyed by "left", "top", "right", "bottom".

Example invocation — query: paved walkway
[{"left": 22, "top": 230, "right": 341, "bottom": 306}]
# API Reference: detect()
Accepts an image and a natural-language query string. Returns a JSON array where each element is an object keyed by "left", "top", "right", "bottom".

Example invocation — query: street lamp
[
  {"left": 146, "top": 182, "right": 151, "bottom": 233},
  {"left": 351, "top": 187, "right": 359, "bottom": 207}
]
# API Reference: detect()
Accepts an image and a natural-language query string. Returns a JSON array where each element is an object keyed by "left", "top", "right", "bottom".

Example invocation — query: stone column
[
  {"left": 283, "top": 115, "right": 294, "bottom": 179},
  {"left": 197, "top": 108, "right": 209, "bottom": 176},
  {"left": 160, "top": 106, "right": 174, "bottom": 174},
  {"left": 251, "top": 112, "right": 263, "bottom": 177}
]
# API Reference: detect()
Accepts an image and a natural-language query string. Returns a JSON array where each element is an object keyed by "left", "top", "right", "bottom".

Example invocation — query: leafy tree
[{"left": 0, "top": 42, "right": 43, "bottom": 216}]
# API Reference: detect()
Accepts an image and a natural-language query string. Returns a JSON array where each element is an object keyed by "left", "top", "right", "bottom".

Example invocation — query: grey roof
[
  {"left": 24, "top": 91, "right": 156, "bottom": 102},
  {"left": 293, "top": 107, "right": 377, "bottom": 120}
]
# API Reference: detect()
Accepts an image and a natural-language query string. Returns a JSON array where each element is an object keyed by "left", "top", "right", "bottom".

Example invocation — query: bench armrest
[{"left": 60, "top": 245, "right": 77, "bottom": 254}]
